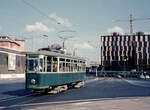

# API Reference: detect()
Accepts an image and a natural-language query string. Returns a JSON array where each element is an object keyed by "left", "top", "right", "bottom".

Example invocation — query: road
[{"left": 0, "top": 77, "right": 150, "bottom": 110}]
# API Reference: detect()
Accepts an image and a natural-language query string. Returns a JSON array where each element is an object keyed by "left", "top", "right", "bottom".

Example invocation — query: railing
[{"left": 87, "top": 70, "right": 150, "bottom": 78}]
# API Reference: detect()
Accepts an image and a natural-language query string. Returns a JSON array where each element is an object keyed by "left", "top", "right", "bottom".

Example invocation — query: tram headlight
[{"left": 31, "top": 79, "right": 36, "bottom": 84}]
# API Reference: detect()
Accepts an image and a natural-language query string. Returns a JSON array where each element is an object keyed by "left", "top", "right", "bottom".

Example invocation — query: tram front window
[{"left": 27, "top": 59, "right": 38, "bottom": 72}]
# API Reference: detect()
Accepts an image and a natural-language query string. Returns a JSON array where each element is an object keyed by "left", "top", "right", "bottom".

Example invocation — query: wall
[{"left": 0, "top": 47, "right": 26, "bottom": 78}]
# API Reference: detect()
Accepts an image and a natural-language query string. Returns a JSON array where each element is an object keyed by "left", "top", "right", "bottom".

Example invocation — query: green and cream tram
[{"left": 25, "top": 51, "right": 86, "bottom": 93}]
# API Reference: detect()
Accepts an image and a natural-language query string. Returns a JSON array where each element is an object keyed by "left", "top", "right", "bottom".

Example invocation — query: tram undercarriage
[{"left": 33, "top": 81, "right": 84, "bottom": 94}]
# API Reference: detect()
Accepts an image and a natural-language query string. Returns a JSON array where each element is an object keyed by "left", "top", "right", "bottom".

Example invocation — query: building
[
  {"left": 0, "top": 36, "right": 25, "bottom": 78},
  {"left": 100, "top": 32, "right": 150, "bottom": 71},
  {"left": 85, "top": 58, "right": 100, "bottom": 74},
  {"left": 0, "top": 36, "right": 25, "bottom": 51}
]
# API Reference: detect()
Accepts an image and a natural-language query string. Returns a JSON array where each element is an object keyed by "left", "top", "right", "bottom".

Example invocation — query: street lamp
[{"left": 123, "top": 57, "right": 128, "bottom": 71}]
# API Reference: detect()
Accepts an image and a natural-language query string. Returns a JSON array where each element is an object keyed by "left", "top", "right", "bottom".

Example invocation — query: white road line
[
  {"left": 123, "top": 79, "right": 150, "bottom": 88},
  {"left": 0, "top": 93, "right": 33, "bottom": 103}
]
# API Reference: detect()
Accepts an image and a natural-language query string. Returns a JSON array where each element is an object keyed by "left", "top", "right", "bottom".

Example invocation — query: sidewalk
[{"left": 0, "top": 73, "right": 25, "bottom": 79}]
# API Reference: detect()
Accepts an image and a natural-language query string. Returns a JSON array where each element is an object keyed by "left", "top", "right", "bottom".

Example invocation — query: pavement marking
[
  {"left": 0, "top": 93, "right": 34, "bottom": 103},
  {"left": 85, "top": 77, "right": 107, "bottom": 83},
  {"left": 122, "top": 79, "right": 150, "bottom": 88},
  {"left": 72, "top": 102, "right": 92, "bottom": 105},
  {"left": 1, "top": 96, "right": 150, "bottom": 109}
]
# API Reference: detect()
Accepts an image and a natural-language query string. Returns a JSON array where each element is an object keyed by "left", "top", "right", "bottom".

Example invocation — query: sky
[{"left": 0, "top": 0, "right": 150, "bottom": 62}]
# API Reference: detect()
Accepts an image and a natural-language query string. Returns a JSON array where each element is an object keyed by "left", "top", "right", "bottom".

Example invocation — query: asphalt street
[{"left": 0, "top": 77, "right": 150, "bottom": 110}]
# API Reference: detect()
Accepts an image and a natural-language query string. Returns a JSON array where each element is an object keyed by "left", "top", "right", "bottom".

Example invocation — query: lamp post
[{"left": 124, "top": 58, "right": 127, "bottom": 71}]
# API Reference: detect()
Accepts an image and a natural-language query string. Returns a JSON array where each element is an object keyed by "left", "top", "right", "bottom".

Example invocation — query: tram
[{"left": 25, "top": 50, "right": 86, "bottom": 93}]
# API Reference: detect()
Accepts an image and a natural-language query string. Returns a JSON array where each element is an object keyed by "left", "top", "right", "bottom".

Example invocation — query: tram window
[
  {"left": 66, "top": 59, "right": 70, "bottom": 72},
  {"left": 63, "top": 62, "right": 65, "bottom": 72},
  {"left": 78, "top": 64, "right": 80, "bottom": 71},
  {"left": 59, "top": 58, "right": 65, "bottom": 72},
  {"left": 81, "top": 63, "right": 85, "bottom": 71},
  {"left": 53, "top": 57, "right": 57, "bottom": 72},
  {"left": 78, "top": 61, "right": 82, "bottom": 72},
  {"left": 27, "top": 59, "right": 38, "bottom": 71},
  {"left": 82, "top": 63, "right": 86, "bottom": 71},
  {"left": 60, "top": 58, "right": 65, "bottom": 62},
  {"left": 74, "top": 64, "right": 78, "bottom": 72},
  {"left": 39, "top": 59, "right": 43, "bottom": 72},
  {"left": 59, "top": 62, "right": 63, "bottom": 72},
  {"left": 71, "top": 60, "right": 74, "bottom": 72},
  {"left": 47, "top": 57, "right": 52, "bottom": 72},
  {"left": 28, "top": 60, "right": 34, "bottom": 71}
]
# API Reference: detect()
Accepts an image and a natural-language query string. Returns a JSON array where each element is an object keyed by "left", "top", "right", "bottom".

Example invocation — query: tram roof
[{"left": 24, "top": 50, "right": 85, "bottom": 61}]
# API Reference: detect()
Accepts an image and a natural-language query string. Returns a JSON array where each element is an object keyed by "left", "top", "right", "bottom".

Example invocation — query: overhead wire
[{"left": 21, "top": 0, "right": 59, "bottom": 24}]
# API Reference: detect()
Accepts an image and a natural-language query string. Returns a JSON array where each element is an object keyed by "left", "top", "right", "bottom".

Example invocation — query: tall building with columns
[{"left": 100, "top": 32, "right": 150, "bottom": 71}]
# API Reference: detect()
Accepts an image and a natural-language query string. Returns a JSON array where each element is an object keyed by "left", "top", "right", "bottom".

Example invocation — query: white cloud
[
  {"left": 26, "top": 22, "right": 55, "bottom": 32},
  {"left": 107, "top": 26, "right": 124, "bottom": 34},
  {"left": 73, "top": 42, "right": 93, "bottom": 49},
  {"left": 49, "top": 13, "right": 72, "bottom": 27}
]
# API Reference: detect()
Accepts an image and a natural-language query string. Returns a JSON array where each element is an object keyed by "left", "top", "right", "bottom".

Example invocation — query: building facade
[
  {"left": 0, "top": 36, "right": 25, "bottom": 78},
  {"left": 100, "top": 32, "right": 150, "bottom": 71}
]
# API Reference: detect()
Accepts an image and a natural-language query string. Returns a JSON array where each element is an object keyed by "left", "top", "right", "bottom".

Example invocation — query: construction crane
[{"left": 113, "top": 14, "right": 150, "bottom": 35}]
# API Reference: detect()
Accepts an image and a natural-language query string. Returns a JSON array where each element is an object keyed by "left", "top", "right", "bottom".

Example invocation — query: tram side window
[
  {"left": 53, "top": 57, "right": 57, "bottom": 72},
  {"left": 74, "top": 60, "right": 78, "bottom": 72},
  {"left": 82, "top": 62, "right": 86, "bottom": 71},
  {"left": 66, "top": 59, "right": 70, "bottom": 72},
  {"left": 59, "top": 58, "right": 65, "bottom": 72},
  {"left": 27, "top": 59, "right": 38, "bottom": 71},
  {"left": 78, "top": 64, "right": 81, "bottom": 72},
  {"left": 80, "top": 61, "right": 83, "bottom": 72},
  {"left": 77, "top": 61, "right": 82, "bottom": 72},
  {"left": 47, "top": 57, "right": 52, "bottom": 72},
  {"left": 28, "top": 60, "right": 34, "bottom": 71},
  {"left": 39, "top": 58, "right": 43, "bottom": 72},
  {"left": 71, "top": 60, "right": 73, "bottom": 72}
]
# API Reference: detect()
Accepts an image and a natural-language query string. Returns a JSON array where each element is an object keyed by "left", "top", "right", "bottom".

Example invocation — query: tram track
[
  {"left": 0, "top": 77, "right": 114, "bottom": 109},
  {"left": 0, "top": 93, "right": 34, "bottom": 103},
  {"left": 0, "top": 92, "right": 41, "bottom": 110},
  {"left": 1, "top": 95, "right": 149, "bottom": 110},
  {"left": 1, "top": 77, "right": 150, "bottom": 109}
]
